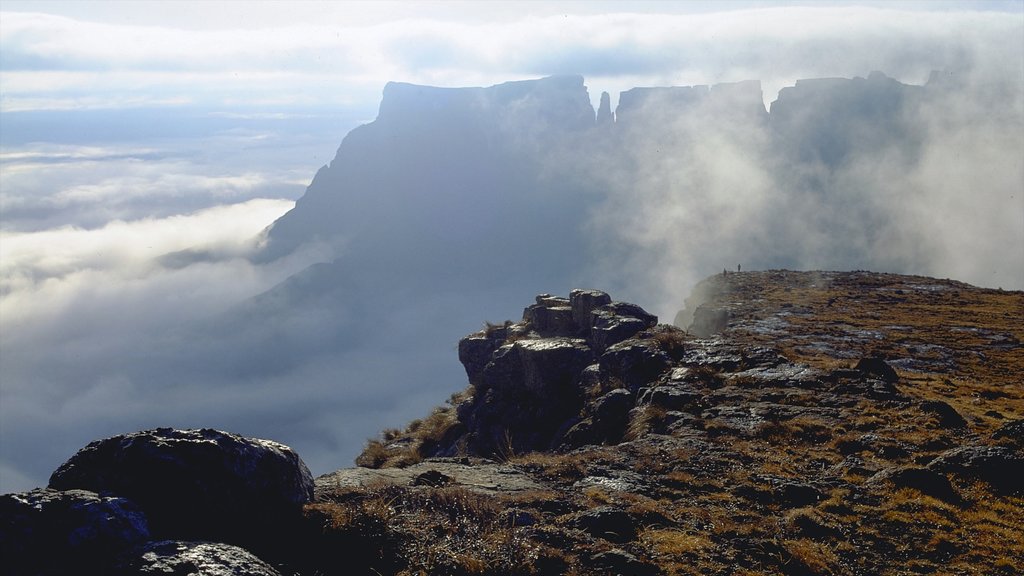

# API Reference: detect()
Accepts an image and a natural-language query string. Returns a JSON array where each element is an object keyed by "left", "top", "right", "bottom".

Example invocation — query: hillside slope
[{"left": 313, "top": 270, "right": 1023, "bottom": 576}]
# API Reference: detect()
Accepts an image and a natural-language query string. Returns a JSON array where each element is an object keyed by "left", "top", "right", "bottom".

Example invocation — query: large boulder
[
  {"left": 927, "top": 445, "right": 1023, "bottom": 494},
  {"left": 48, "top": 428, "right": 314, "bottom": 547},
  {"left": 114, "top": 540, "right": 283, "bottom": 576},
  {"left": 0, "top": 488, "right": 150, "bottom": 576},
  {"left": 600, "top": 338, "right": 672, "bottom": 391},
  {"left": 480, "top": 338, "right": 593, "bottom": 395}
]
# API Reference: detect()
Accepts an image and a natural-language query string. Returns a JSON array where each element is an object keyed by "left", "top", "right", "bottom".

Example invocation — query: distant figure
[
  {"left": 723, "top": 268, "right": 728, "bottom": 276},
  {"left": 737, "top": 264, "right": 741, "bottom": 272}
]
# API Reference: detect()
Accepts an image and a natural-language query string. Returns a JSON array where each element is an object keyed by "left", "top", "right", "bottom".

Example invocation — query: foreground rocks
[
  {"left": 49, "top": 428, "right": 314, "bottom": 547},
  {"left": 3, "top": 428, "right": 313, "bottom": 576}
]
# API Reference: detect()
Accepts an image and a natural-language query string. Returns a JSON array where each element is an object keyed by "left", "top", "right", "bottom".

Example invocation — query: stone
[
  {"left": 48, "top": 428, "right": 314, "bottom": 547},
  {"left": 599, "top": 301, "right": 658, "bottom": 328},
  {"left": 524, "top": 304, "right": 576, "bottom": 337},
  {"left": 928, "top": 446, "right": 1024, "bottom": 494},
  {"left": 590, "top": 311, "right": 648, "bottom": 352},
  {"left": 600, "top": 339, "right": 672, "bottom": 391},
  {"left": 411, "top": 469, "right": 452, "bottom": 487},
  {"left": 570, "top": 288, "right": 612, "bottom": 328},
  {"left": 114, "top": 540, "right": 282, "bottom": 576},
  {"left": 591, "top": 388, "right": 635, "bottom": 443},
  {"left": 314, "top": 460, "right": 543, "bottom": 499},
  {"left": 993, "top": 418, "right": 1024, "bottom": 446},
  {"left": 920, "top": 400, "right": 967, "bottom": 428},
  {"left": 855, "top": 357, "right": 899, "bottom": 383},
  {"left": 480, "top": 338, "right": 593, "bottom": 395},
  {"left": 0, "top": 488, "right": 150, "bottom": 576},
  {"left": 575, "top": 506, "right": 637, "bottom": 542},
  {"left": 587, "top": 548, "right": 658, "bottom": 576},
  {"left": 868, "top": 467, "right": 960, "bottom": 503},
  {"left": 639, "top": 386, "right": 702, "bottom": 411},
  {"left": 458, "top": 327, "right": 510, "bottom": 385},
  {"left": 689, "top": 305, "right": 730, "bottom": 337}
]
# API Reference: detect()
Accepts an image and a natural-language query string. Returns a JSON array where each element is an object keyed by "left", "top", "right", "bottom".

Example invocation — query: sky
[{"left": 1, "top": 1, "right": 1022, "bottom": 493}]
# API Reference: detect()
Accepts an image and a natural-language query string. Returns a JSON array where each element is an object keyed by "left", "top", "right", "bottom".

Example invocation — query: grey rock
[
  {"left": 570, "top": 289, "right": 612, "bottom": 328},
  {"left": 855, "top": 357, "right": 899, "bottom": 383},
  {"left": 587, "top": 548, "right": 658, "bottom": 576},
  {"left": 689, "top": 305, "right": 730, "bottom": 337},
  {"left": 458, "top": 326, "right": 510, "bottom": 385},
  {"left": 928, "top": 446, "right": 1024, "bottom": 494},
  {"left": 601, "top": 339, "right": 671, "bottom": 391},
  {"left": 49, "top": 428, "right": 314, "bottom": 547},
  {"left": 993, "top": 418, "right": 1024, "bottom": 447},
  {"left": 314, "top": 460, "right": 543, "bottom": 500},
  {"left": 114, "top": 540, "right": 282, "bottom": 576},
  {"left": 599, "top": 301, "right": 658, "bottom": 328},
  {"left": 590, "top": 312, "right": 648, "bottom": 352},
  {"left": 576, "top": 506, "right": 637, "bottom": 542},
  {"left": 868, "top": 467, "right": 960, "bottom": 503},
  {"left": 591, "top": 388, "right": 635, "bottom": 442},
  {"left": 524, "top": 303, "right": 576, "bottom": 337},
  {"left": 1, "top": 488, "right": 149, "bottom": 576},
  {"left": 639, "top": 386, "right": 701, "bottom": 411},
  {"left": 920, "top": 400, "right": 967, "bottom": 428},
  {"left": 481, "top": 338, "right": 593, "bottom": 395}
]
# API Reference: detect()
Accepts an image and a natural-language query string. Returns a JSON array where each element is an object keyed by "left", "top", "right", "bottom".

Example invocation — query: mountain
[
  {"left": 221, "top": 71, "right": 1021, "bottom": 478},
  {"left": 5, "top": 270, "right": 1021, "bottom": 575}
]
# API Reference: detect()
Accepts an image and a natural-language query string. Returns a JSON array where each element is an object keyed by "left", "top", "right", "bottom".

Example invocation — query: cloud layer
[{"left": 2, "top": 5, "right": 1021, "bottom": 111}]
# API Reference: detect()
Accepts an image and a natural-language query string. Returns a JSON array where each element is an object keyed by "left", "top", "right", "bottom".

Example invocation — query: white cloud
[{"left": 2, "top": 6, "right": 1020, "bottom": 111}]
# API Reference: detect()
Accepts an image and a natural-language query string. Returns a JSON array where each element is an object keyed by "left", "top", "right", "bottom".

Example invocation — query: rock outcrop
[
  {"left": 49, "top": 428, "right": 314, "bottom": 548},
  {"left": 114, "top": 540, "right": 284, "bottom": 576},
  {"left": 434, "top": 289, "right": 659, "bottom": 457},
  {"left": 4, "top": 428, "right": 314, "bottom": 576},
  {"left": 0, "top": 488, "right": 150, "bottom": 575}
]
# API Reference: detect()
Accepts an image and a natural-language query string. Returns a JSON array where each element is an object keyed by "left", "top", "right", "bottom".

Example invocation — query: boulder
[
  {"left": 114, "top": 540, "right": 282, "bottom": 576},
  {"left": 993, "top": 418, "right": 1024, "bottom": 447},
  {"left": 458, "top": 326, "right": 510, "bottom": 385},
  {"left": 590, "top": 311, "right": 648, "bottom": 352},
  {"left": 600, "top": 339, "right": 672, "bottom": 391},
  {"left": 639, "top": 386, "right": 702, "bottom": 411},
  {"left": 575, "top": 506, "right": 637, "bottom": 542},
  {"left": 920, "top": 400, "right": 967, "bottom": 429},
  {"left": 480, "top": 338, "right": 593, "bottom": 395},
  {"left": 927, "top": 446, "right": 1023, "bottom": 494},
  {"left": 599, "top": 301, "right": 658, "bottom": 328},
  {"left": 591, "top": 388, "right": 635, "bottom": 443},
  {"left": 570, "top": 289, "right": 612, "bottom": 328},
  {"left": 48, "top": 428, "right": 314, "bottom": 547},
  {"left": 868, "top": 467, "right": 960, "bottom": 503},
  {"left": 524, "top": 304, "right": 576, "bottom": 337},
  {"left": 688, "top": 305, "right": 730, "bottom": 337},
  {"left": 855, "top": 357, "right": 899, "bottom": 383},
  {"left": 0, "top": 488, "right": 149, "bottom": 576},
  {"left": 587, "top": 549, "right": 658, "bottom": 576}
]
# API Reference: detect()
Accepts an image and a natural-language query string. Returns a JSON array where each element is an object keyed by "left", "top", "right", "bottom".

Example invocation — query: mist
[{"left": 2, "top": 2, "right": 1022, "bottom": 493}]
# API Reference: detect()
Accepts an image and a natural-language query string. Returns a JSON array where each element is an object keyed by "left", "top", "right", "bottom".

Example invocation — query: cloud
[
  {"left": 583, "top": 68, "right": 1023, "bottom": 322},
  {"left": 2, "top": 6, "right": 1020, "bottom": 111}
]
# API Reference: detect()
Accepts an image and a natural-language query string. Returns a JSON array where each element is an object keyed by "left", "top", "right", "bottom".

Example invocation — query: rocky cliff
[{"left": 7, "top": 270, "right": 1019, "bottom": 575}]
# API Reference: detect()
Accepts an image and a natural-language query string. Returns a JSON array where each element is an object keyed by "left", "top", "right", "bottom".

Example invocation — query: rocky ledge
[{"left": 3, "top": 271, "right": 1022, "bottom": 576}]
